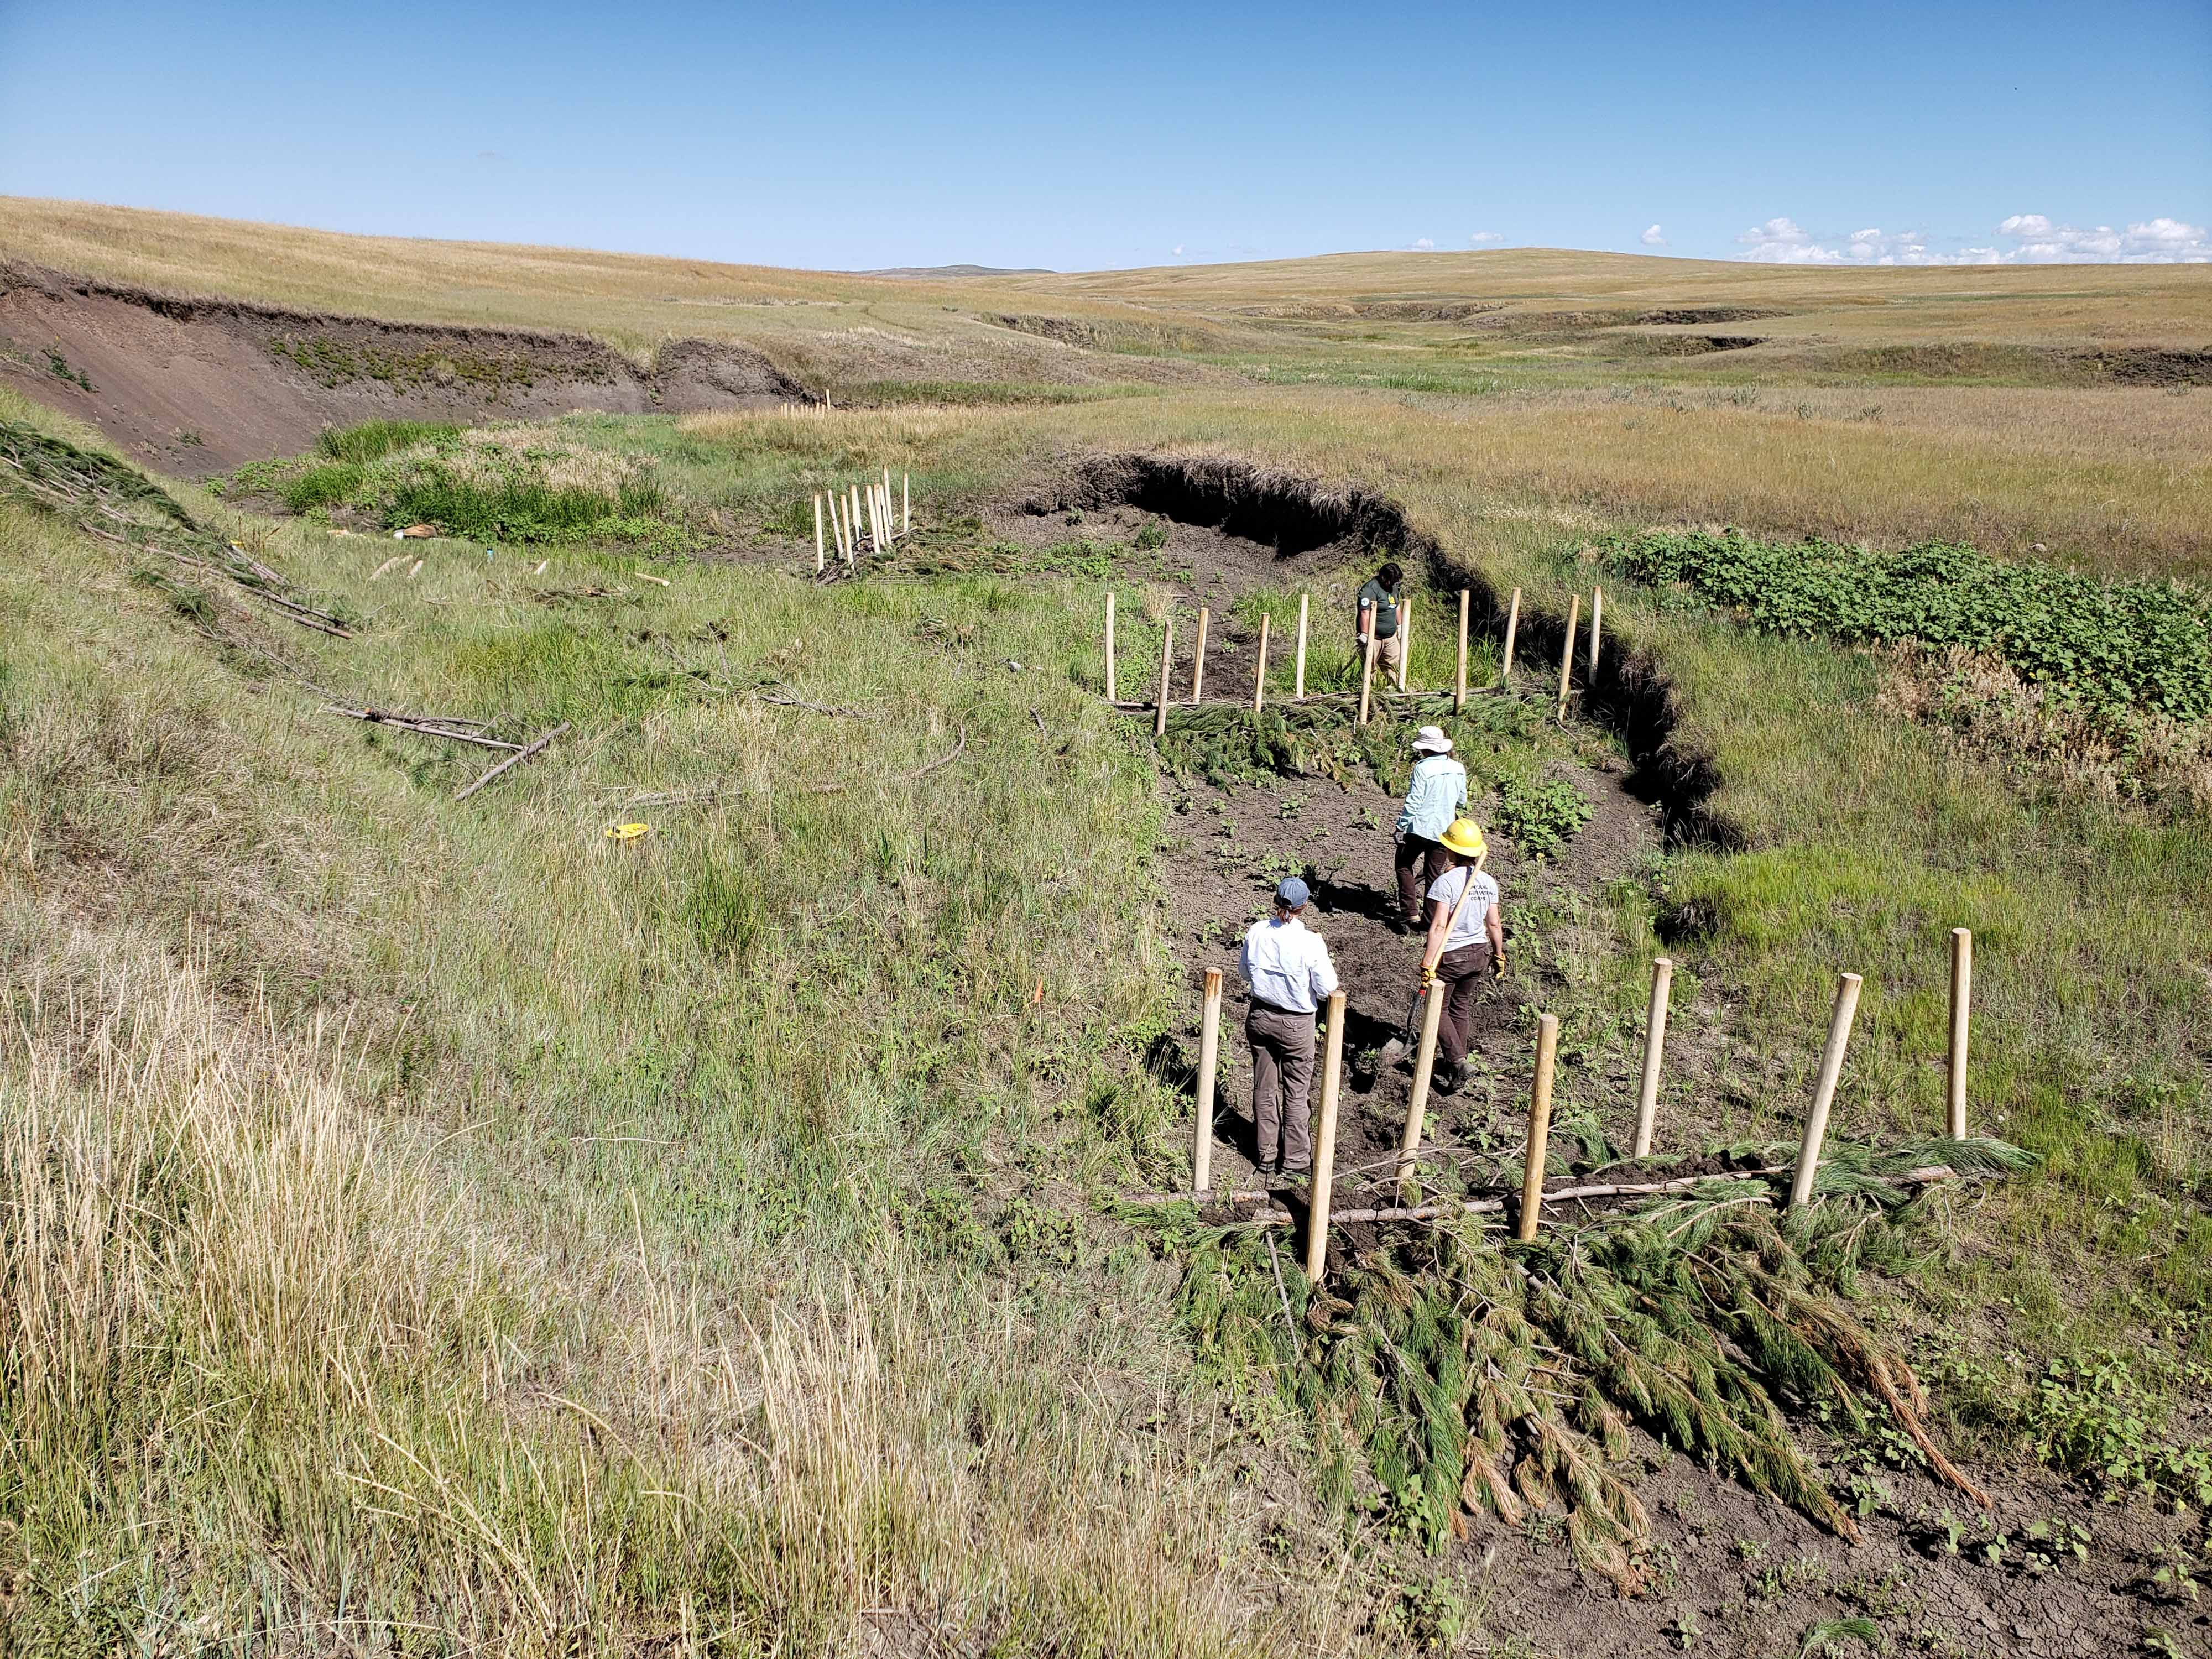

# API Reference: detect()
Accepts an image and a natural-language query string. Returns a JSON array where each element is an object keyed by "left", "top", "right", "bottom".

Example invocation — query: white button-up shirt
[
  {"left": 1239, "top": 915, "right": 1340, "bottom": 1014},
  {"left": 1397, "top": 754, "right": 1468, "bottom": 840}
]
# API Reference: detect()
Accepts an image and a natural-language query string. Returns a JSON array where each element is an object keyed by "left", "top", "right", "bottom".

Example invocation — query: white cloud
[
  {"left": 1640, "top": 224, "right": 1667, "bottom": 247},
  {"left": 1737, "top": 212, "right": 2211, "bottom": 265},
  {"left": 1468, "top": 231, "right": 1503, "bottom": 246},
  {"left": 1412, "top": 237, "right": 1436, "bottom": 250},
  {"left": 1172, "top": 244, "right": 1184, "bottom": 255}
]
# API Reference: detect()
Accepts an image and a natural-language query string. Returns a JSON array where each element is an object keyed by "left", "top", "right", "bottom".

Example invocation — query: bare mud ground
[{"left": 1043, "top": 475, "right": 2202, "bottom": 1657}]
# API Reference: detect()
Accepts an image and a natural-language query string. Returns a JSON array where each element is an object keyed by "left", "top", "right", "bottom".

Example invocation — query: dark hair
[{"left": 1378, "top": 561, "right": 1403, "bottom": 588}]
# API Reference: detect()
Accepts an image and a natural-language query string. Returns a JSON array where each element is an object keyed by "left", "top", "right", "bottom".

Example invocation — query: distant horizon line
[{"left": 5, "top": 194, "right": 2204, "bottom": 283}]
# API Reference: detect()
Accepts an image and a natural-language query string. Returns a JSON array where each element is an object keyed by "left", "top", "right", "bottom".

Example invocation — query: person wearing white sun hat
[{"left": 1391, "top": 724, "right": 1467, "bottom": 935}]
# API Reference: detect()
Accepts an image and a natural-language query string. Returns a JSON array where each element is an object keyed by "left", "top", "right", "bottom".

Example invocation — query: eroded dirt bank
[{"left": 0, "top": 263, "right": 804, "bottom": 476}]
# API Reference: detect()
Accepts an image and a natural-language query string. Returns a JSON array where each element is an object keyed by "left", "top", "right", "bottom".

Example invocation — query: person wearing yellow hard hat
[{"left": 1417, "top": 816, "right": 1508, "bottom": 1095}]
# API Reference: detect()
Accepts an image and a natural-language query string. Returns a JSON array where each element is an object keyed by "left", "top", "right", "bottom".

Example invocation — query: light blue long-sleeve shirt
[{"left": 1396, "top": 754, "right": 1468, "bottom": 839}]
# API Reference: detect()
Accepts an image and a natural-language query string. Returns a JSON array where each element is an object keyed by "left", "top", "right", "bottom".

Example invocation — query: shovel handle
[{"left": 1417, "top": 851, "right": 1486, "bottom": 977}]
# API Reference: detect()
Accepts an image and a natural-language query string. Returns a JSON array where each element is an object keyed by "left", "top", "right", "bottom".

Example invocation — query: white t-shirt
[{"left": 1426, "top": 867, "right": 1500, "bottom": 952}]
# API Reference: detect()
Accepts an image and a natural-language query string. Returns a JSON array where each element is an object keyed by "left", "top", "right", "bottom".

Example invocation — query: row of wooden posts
[
  {"left": 1109, "top": 583, "right": 1613, "bottom": 730},
  {"left": 812, "top": 469, "right": 912, "bottom": 572},
  {"left": 1190, "top": 927, "right": 1978, "bottom": 1283}
]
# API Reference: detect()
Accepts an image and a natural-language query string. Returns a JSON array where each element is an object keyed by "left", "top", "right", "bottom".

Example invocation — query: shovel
[{"left": 1377, "top": 853, "right": 1485, "bottom": 1069}]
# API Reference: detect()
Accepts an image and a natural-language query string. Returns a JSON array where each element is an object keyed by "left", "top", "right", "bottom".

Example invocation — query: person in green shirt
[{"left": 1355, "top": 561, "right": 1404, "bottom": 682}]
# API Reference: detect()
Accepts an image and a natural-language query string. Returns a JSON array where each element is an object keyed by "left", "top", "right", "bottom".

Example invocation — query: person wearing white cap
[
  {"left": 1238, "top": 877, "right": 1339, "bottom": 1178},
  {"left": 1392, "top": 726, "right": 1467, "bottom": 935}
]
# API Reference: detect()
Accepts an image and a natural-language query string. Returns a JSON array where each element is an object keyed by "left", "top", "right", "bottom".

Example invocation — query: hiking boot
[
  {"left": 1279, "top": 1166, "right": 1311, "bottom": 1187},
  {"left": 1386, "top": 916, "right": 1413, "bottom": 936}
]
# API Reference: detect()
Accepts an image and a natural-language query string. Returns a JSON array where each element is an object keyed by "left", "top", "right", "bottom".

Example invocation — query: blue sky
[{"left": 2, "top": 0, "right": 2206, "bottom": 271}]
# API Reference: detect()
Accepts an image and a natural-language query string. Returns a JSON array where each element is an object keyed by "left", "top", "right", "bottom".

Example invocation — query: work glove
[
  {"left": 1492, "top": 952, "right": 1509, "bottom": 978},
  {"left": 1420, "top": 964, "right": 1438, "bottom": 989}
]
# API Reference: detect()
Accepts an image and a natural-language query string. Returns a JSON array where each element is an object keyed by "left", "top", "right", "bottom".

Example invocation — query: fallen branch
[
  {"left": 324, "top": 705, "right": 521, "bottom": 751},
  {"left": 1128, "top": 1167, "right": 1782, "bottom": 1209},
  {"left": 1222, "top": 1165, "right": 1969, "bottom": 1230},
  {"left": 453, "top": 722, "right": 570, "bottom": 801},
  {"left": 755, "top": 690, "right": 874, "bottom": 718},
  {"left": 808, "top": 726, "right": 967, "bottom": 793}
]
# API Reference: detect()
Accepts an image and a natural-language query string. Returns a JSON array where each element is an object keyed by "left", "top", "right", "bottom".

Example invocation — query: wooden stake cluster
[
  {"left": 1167, "top": 931, "right": 1978, "bottom": 1270},
  {"left": 811, "top": 470, "right": 912, "bottom": 572}
]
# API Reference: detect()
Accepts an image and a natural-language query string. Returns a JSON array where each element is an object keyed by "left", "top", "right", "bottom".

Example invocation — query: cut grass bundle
[{"left": 1165, "top": 1134, "right": 2034, "bottom": 1589}]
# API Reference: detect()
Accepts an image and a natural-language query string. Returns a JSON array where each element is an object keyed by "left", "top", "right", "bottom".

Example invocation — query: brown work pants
[
  {"left": 1246, "top": 1003, "right": 1317, "bottom": 1172},
  {"left": 1395, "top": 833, "right": 1451, "bottom": 925},
  {"left": 1434, "top": 942, "right": 1494, "bottom": 1069},
  {"left": 1363, "top": 630, "right": 1404, "bottom": 682}
]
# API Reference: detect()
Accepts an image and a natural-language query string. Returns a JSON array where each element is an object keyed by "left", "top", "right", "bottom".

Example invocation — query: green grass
[
  {"left": 0, "top": 392, "right": 1325, "bottom": 1655},
  {"left": 314, "top": 416, "right": 462, "bottom": 464},
  {"left": 1605, "top": 527, "right": 2212, "bottom": 721}
]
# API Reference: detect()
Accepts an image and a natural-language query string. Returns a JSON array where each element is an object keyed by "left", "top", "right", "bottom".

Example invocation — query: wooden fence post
[
  {"left": 1396, "top": 596, "right": 1412, "bottom": 693},
  {"left": 1589, "top": 586, "right": 1603, "bottom": 677},
  {"left": 1306, "top": 991, "right": 1347, "bottom": 1281},
  {"left": 1556, "top": 594, "right": 1581, "bottom": 722},
  {"left": 1455, "top": 589, "right": 1469, "bottom": 711},
  {"left": 1104, "top": 592, "right": 1117, "bottom": 704},
  {"left": 1500, "top": 587, "right": 1521, "bottom": 682},
  {"left": 1790, "top": 973, "right": 1865, "bottom": 1208},
  {"left": 1357, "top": 630, "right": 1378, "bottom": 726},
  {"left": 1631, "top": 957, "right": 1674, "bottom": 1158},
  {"left": 1948, "top": 928, "right": 1972, "bottom": 1139},
  {"left": 1252, "top": 612, "right": 1271, "bottom": 711},
  {"left": 1295, "top": 593, "right": 1310, "bottom": 701},
  {"left": 813, "top": 494, "right": 825, "bottom": 573},
  {"left": 1191, "top": 607, "right": 1211, "bottom": 705},
  {"left": 902, "top": 472, "right": 911, "bottom": 538},
  {"left": 1397, "top": 983, "right": 1449, "bottom": 1192},
  {"left": 1155, "top": 619, "right": 1174, "bottom": 738},
  {"left": 1519, "top": 1014, "right": 1559, "bottom": 1241},
  {"left": 1193, "top": 969, "right": 1223, "bottom": 1194}
]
